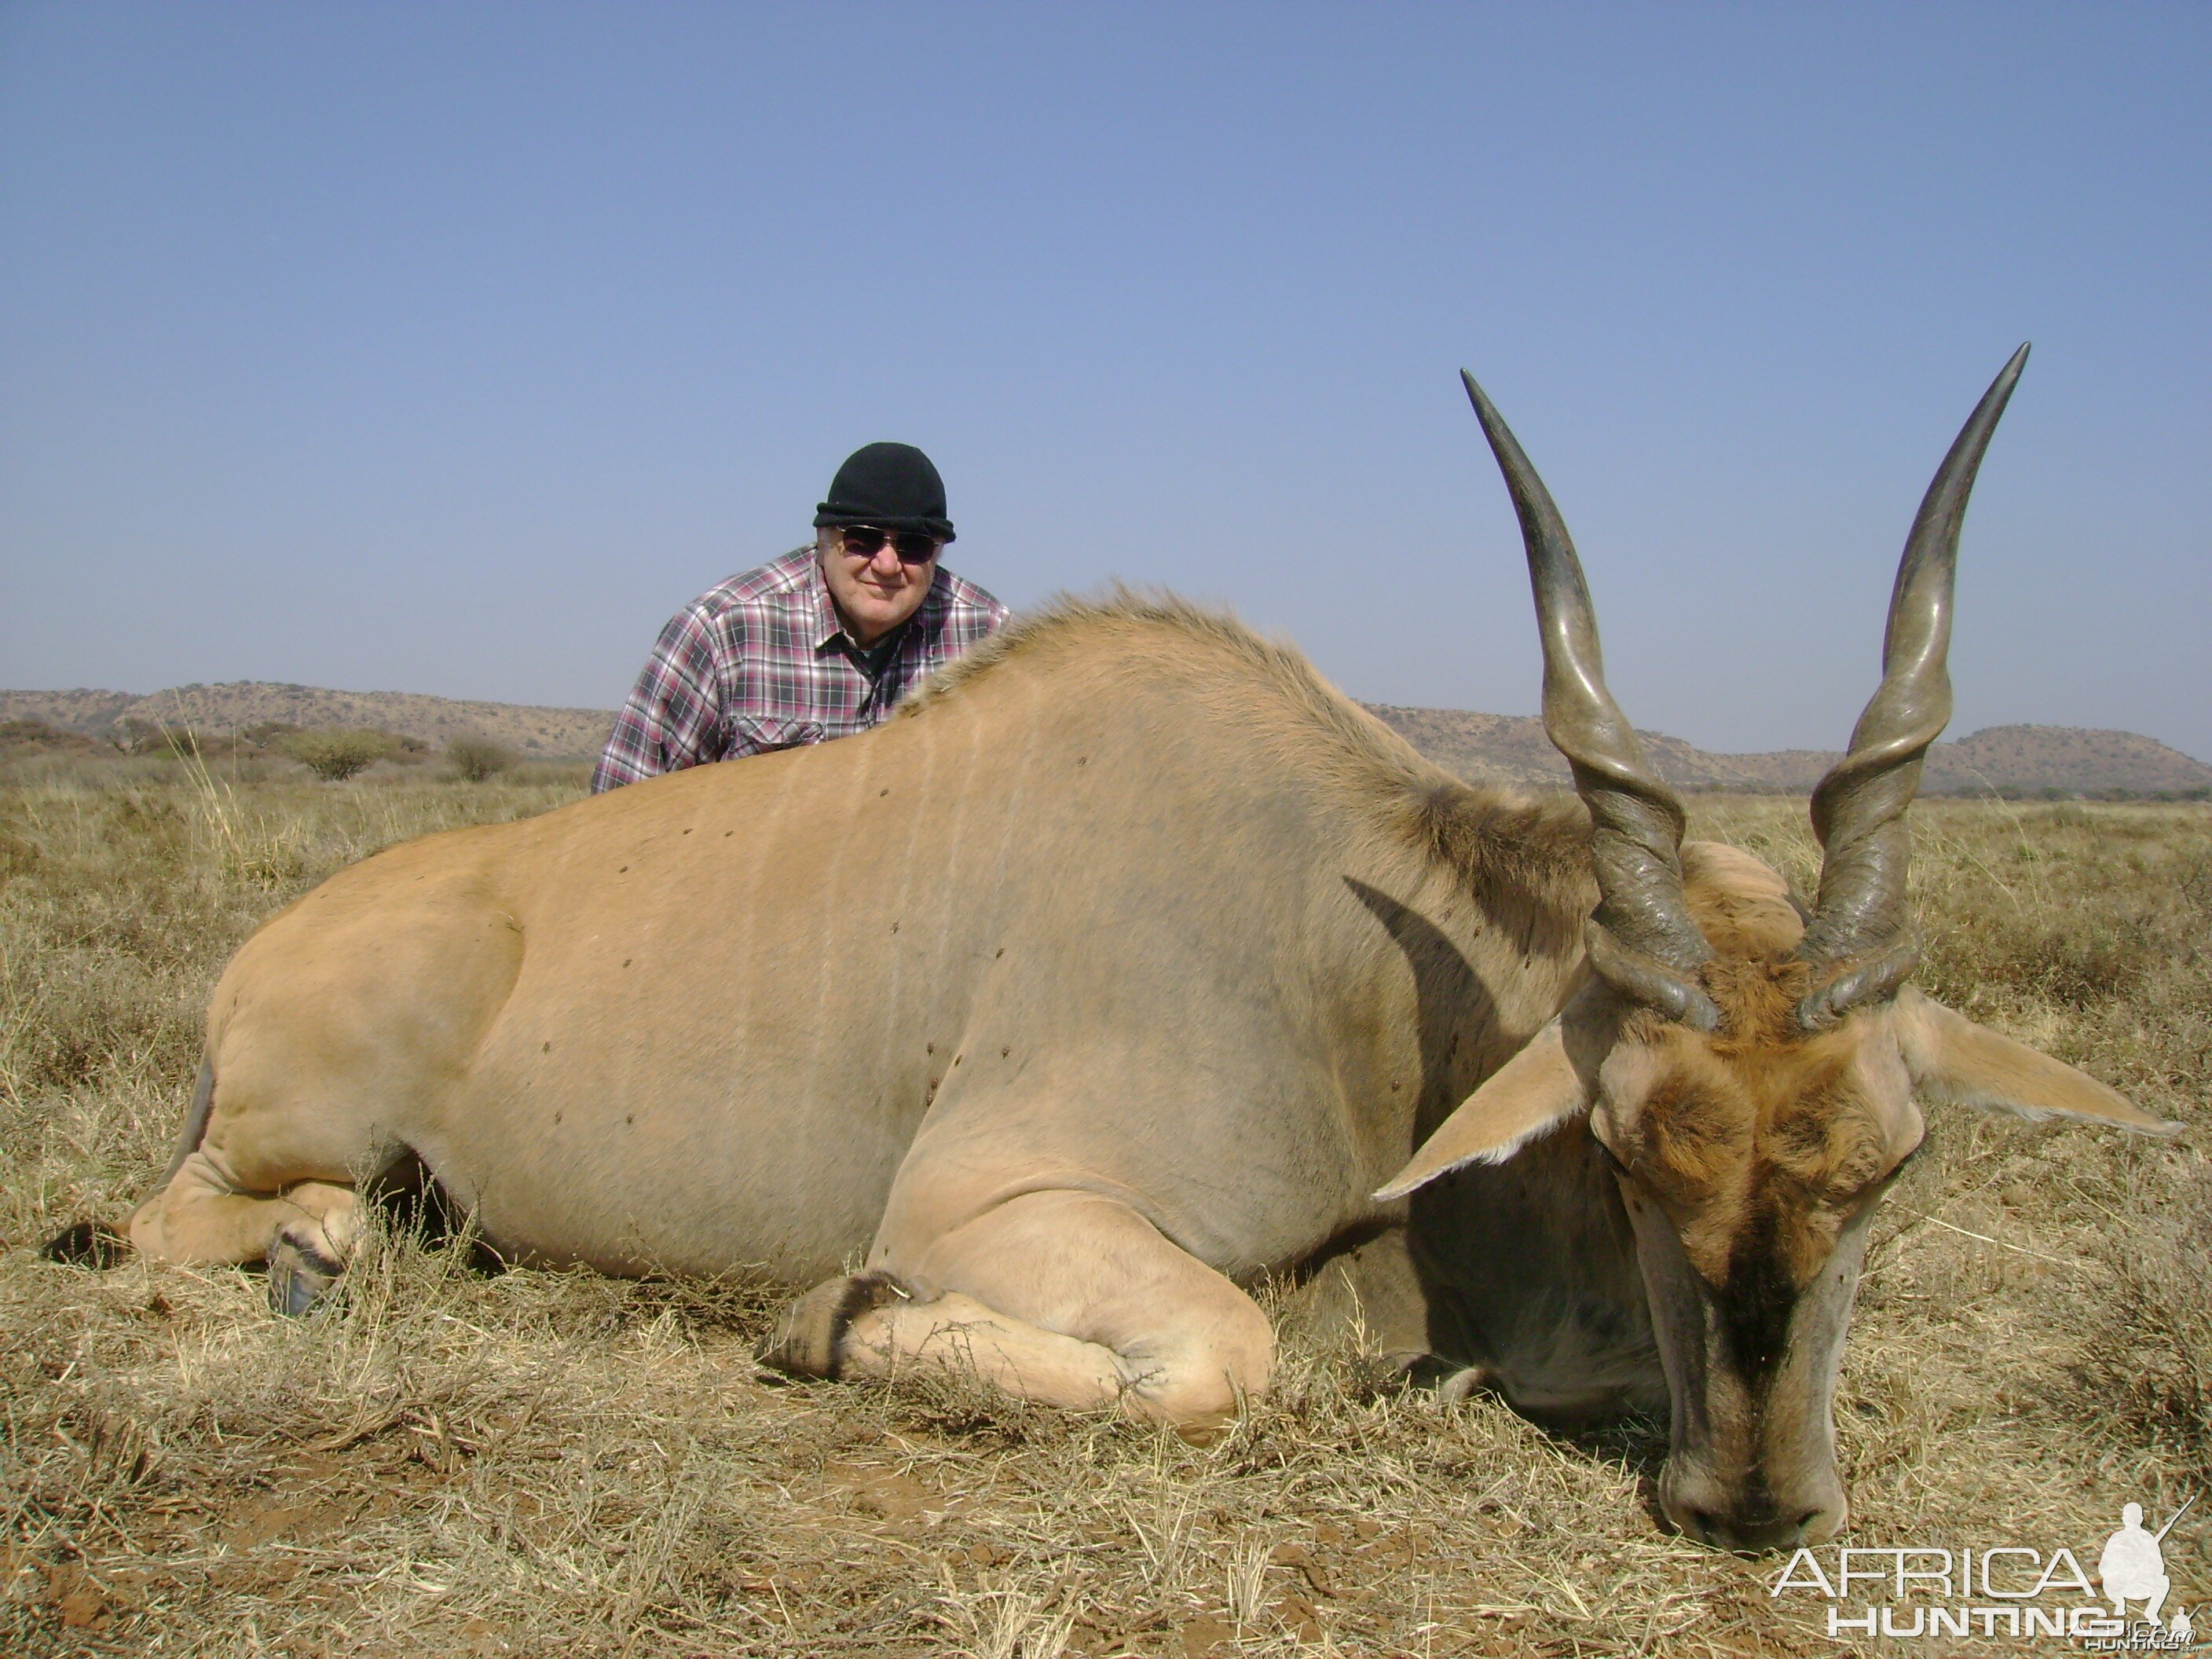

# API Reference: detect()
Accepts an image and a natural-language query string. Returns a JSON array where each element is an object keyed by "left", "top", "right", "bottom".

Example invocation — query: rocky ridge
[{"left": 5, "top": 682, "right": 2207, "bottom": 797}]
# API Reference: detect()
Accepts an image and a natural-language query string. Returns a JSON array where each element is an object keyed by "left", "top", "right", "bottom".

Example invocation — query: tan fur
[
  {"left": 1372, "top": 1018, "right": 1591, "bottom": 1196},
  {"left": 123, "top": 596, "right": 1594, "bottom": 1430},
  {"left": 1679, "top": 841, "right": 1804, "bottom": 958},
  {"left": 907, "top": 590, "right": 1595, "bottom": 915}
]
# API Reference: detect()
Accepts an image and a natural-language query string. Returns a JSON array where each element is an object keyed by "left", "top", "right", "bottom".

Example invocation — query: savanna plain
[{"left": 2, "top": 755, "right": 2207, "bottom": 1657}]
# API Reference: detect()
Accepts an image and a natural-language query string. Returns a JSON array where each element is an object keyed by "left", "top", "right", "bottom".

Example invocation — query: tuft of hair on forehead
[
  {"left": 1679, "top": 841, "right": 1807, "bottom": 961},
  {"left": 1598, "top": 853, "right": 1906, "bottom": 1306},
  {"left": 1624, "top": 952, "right": 1895, "bottom": 1295},
  {"left": 1701, "top": 955, "right": 1821, "bottom": 1049}
]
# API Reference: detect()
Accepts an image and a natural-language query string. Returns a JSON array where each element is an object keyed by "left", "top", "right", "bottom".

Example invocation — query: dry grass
[{"left": 2, "top": 776, "right": 2206, "bottom": 1657}]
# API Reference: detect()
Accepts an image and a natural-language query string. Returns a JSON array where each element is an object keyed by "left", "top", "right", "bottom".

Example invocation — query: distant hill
[
  {"left": 4, "top": 681, "right": 2207, "bottom": 797},
  {"left": 1362, "top": 706, "right": 2212, "bottom": 798},
  {"left": 0, "top": 682, "right": 615, "bottom": 759}
]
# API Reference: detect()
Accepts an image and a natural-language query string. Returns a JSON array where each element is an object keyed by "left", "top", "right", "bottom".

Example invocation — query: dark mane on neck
[{"left": 902, "top": 588, "right": 1595, "bottom": 921}]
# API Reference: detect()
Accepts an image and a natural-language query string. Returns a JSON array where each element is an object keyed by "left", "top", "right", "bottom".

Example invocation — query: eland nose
[
  {"left": 1681, "top": 1506, "right": 1829, "bottom": 1554},
  {"left": 1663, "top": 1470, "right": 1847, "bottom": 1554}
]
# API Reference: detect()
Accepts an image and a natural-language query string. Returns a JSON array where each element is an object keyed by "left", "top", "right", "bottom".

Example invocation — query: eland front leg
[
  {"left": 129, "top": 1155, "right": 364, "bottom": 1315},
  {"left": 760, "top": 1187, "right": 1275, "bottom": 1432}
]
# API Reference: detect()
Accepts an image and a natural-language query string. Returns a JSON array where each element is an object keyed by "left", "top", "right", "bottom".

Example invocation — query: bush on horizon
[
  {"left": 445, "top": 734, "right": 518, "bottom": 782},
  {"left": 280, "top": 728, "right": 393, "bottom": 782}
]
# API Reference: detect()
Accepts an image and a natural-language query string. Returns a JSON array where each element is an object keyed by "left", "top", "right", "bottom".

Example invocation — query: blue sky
[{"left": 3, "top": 3, "right": 2207, "bottom": 758}]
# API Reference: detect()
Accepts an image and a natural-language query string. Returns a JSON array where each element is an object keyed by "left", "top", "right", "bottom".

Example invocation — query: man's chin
[{"left": 847, "top": 602, "right": 923, "bottom": 643}]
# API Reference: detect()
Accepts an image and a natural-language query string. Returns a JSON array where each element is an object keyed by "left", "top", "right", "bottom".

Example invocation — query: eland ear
[
  {"left": 1893, "top": 988, "right": 2182, "bottom": 1135},
  {"left": 1375, "top": 1020, "right": 1591, "bottom": 1200}
]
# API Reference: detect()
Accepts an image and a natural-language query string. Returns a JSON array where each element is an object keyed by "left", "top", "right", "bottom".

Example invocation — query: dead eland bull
[{"left": 71, "top": 346, "right": 2175, "bottom": 1553}]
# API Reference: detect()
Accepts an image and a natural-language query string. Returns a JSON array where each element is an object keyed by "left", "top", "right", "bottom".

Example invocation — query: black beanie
[{"left": 814, "top": 442, "right": 955, "bottom": 543}]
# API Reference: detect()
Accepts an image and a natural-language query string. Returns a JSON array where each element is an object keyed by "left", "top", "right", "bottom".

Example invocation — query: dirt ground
[{"left": 2, "top": 764, "right": 2206, "bottom": 1656}]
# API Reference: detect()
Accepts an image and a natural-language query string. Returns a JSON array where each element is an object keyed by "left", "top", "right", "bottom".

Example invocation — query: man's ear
[
  {"left": 1892, "top": 987, "right": 2183, "bottom": 1135},
  {"left": 1375, "top": 1019, "right": 1591, "bottom": 1200}
]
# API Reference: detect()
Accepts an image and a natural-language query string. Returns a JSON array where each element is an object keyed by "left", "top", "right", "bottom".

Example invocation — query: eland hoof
[
  {"left": 42, "top": 1219, "right": 129, "bottom": 1269},
  {"left": 266, "top": 1225, "right": 344, "bottom": 1317},
  {"left": 757, "top": 1270, "right": 910, "bottom": 1379},
  {"left": 1435, "top": 1363, "right": 1494, "bottom": 1404}
]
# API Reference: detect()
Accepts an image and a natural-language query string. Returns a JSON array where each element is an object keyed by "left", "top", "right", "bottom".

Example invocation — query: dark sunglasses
[{"left": 837, "top": 526, "right": 940, "bottom": 564}]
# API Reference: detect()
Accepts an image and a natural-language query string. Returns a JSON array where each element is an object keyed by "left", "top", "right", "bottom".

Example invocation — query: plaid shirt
[{"left": 591, "top": 548, "right": 1007, "bottom": 793}]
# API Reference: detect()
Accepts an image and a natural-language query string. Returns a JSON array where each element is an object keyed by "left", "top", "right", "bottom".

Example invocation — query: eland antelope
[{"left": 75, "top": 346, "right": 2175, "bottom": 1553}]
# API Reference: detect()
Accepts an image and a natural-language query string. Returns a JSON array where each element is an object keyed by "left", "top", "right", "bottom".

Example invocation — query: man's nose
[{"left": 869, "top": 545, "right": 906, "bottom": 578}]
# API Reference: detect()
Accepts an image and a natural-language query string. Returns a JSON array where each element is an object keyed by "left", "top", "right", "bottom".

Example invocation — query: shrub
[
  {"left": 240, "top": 720, "right": 302, "bottom": 749},
  {"left": 446, "top": 734, "right": 517, "bottom": 782},
  {"left": 104, "top": 716, "right": 171, "bottom": 756},
  {"left": 0, "top": 719, "right": 97, "bottom": 758},
  {"left": 281, "top": 728, "right": 391, "bottom": 782},
  {"left": 156, "top": 724, "right": 246, "bottom": 761}
]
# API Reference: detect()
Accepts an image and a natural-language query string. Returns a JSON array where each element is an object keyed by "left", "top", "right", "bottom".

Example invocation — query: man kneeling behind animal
[{"left": 591, "top": 441, "right": 1006, "bottom": 790}]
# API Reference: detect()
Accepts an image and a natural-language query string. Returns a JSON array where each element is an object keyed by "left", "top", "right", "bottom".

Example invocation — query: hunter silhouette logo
[
  {"left": 1769, "top": 1494, "right": 2201, "bottom": 1646},
  {"left": 2101, "top": 1497, "right": 2195, "bottom": 1634}
]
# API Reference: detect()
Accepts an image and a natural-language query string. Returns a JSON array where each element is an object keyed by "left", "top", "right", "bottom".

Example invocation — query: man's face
[{"left": 818, "top": 526, "right": 939, "bottom": 648}]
